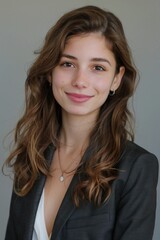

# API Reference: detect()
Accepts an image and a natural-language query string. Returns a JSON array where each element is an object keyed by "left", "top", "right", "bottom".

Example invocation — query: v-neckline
[
  {"left": 41, "top": 189, "right": 51, "bottom": 239},
  {"left": 34, "top": 189, "right": 51, "bottom": 240}
]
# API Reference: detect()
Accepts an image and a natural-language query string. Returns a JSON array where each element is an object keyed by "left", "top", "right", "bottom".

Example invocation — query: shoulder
[
  {"left": 119, "top": 140, "right": 158, "bottom": 168},
  {"left": 117, "top": 141, "right": 159, "bottom": 188},
  {"left": 111, "top": 142, "right": 158, "bottom": 239}
]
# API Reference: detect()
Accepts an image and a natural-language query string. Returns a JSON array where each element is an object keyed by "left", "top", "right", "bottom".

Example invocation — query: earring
[{"left": 109, "top": 90, "right": 115, "bottom": 96}]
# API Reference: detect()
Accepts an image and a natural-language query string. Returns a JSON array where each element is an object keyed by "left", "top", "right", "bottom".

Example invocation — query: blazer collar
[{"left": 24, "top": 144, "right": 55, "bottom": 239}]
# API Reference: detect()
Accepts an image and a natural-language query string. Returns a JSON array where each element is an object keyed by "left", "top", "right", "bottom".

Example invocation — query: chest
[{"left": 44, "top": 170, "right": 74, "bottom": 236}]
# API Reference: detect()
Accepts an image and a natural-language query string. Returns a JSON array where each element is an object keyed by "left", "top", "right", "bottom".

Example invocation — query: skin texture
[{"left": 50, "top": 33, "right": 125, "bottom": 122}]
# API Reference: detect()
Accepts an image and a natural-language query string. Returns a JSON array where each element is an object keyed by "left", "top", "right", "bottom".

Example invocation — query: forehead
[
  {"left": 63, "top": 33, "right": 115, "bottom": 59},
  {"left": 65, "top": 32, "right": 111, "bottom": 47}
]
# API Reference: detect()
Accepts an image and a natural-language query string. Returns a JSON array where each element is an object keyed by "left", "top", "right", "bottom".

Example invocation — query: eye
[
  {"left": 94, "top": 65, "right": 105, "bottom": 71},
  {"left": 60, "top": 61, "right": 74, "bottom": 68}
]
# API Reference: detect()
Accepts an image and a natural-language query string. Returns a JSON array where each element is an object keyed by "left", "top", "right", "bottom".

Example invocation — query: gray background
[{"left": 0, "top": 0, "right": 159, "bottom": 239}]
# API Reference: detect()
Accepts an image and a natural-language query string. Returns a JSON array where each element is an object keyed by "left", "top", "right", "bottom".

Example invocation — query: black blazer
[{"left": 5, "top": 141, "right": 159, "bottom": 240}]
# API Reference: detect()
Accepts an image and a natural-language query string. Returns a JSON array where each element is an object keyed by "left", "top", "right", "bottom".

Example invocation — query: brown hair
[{"left": 4, "top": 6, "right": 137, "bottom": 205}]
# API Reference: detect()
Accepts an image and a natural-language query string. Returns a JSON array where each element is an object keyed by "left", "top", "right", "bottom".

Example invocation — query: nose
[{"left": 71, "top": 70, "right": 89, "bottom": 89}]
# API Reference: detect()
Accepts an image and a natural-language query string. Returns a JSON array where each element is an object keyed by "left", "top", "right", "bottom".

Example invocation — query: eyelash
[
  {"left": 59, "top": 61, "right": 106, "bottom": 72},
  {"left": 60, "top": 61, "right": 74, "bottom": 68},
  {"left": 93, "top": 65, "right": 106, "bottom": 71}
]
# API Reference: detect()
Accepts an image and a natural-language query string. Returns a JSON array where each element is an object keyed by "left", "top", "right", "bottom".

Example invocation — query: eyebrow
[
  {"left": 91, "top": 57, "right": 111, "bottom": 66},
  {"left": 61, "top": 54, "right": 111, "bottom": 66}
]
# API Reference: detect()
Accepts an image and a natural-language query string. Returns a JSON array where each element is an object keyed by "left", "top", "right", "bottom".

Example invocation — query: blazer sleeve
[{"left": 113, "top": 153, "right": 159, "bottom": 240}]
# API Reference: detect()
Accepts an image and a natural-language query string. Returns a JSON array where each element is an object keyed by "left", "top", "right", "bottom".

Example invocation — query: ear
[{"left": 111, "top": 66, "right": 125, "bottom": 91}]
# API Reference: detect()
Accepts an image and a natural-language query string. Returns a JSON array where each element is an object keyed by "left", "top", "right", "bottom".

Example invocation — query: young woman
[{"left": 4, "top": 5, "right": 158, "bottom": 240}]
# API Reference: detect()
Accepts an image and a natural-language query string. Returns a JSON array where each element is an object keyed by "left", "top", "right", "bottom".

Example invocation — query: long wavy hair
[{"left": 5, "top": 5, "right": 137, "bottom": 206}]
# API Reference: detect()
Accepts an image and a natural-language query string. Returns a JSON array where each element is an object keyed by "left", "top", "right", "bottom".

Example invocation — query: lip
[{"left": 66, "top": 92, "right": 93, "bottom": 103}]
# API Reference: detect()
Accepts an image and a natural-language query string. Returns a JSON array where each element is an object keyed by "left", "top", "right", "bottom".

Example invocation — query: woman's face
[{"left": 50, "top": 32, "right": 124, "bottom": 120}]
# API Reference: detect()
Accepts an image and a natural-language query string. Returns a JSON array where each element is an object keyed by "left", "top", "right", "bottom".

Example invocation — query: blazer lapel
[
  {"left": 23, "top": 145, "right": 55, "bottom": 240},
  {"left": 23, "top": 174, "right": 45, "bottom": 239},
  {"left": 21, "top": 144, "right": 78, "bottom": 240}
]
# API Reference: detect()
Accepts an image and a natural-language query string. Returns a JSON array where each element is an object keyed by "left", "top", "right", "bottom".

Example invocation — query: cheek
[
  {"left": 51, "top": 71, "right": 65, "bottom": 89},
  {"left": 94, "top": 80, "right": 112, "bottom": 95}
]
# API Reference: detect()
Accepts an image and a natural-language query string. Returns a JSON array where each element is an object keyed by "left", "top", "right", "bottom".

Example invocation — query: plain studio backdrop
[{"left": 0, "top": 0, "right": 159, "bottom": 239}]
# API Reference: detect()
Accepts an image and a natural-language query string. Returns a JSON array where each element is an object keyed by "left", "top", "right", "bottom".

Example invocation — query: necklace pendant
[{"left": 60, "top": 175, "right": 64, "bottom": 182}]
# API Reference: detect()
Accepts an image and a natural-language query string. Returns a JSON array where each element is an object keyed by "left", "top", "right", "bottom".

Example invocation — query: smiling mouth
[{"left": 66, "top": 92, "right": 93, "bottom": 103}]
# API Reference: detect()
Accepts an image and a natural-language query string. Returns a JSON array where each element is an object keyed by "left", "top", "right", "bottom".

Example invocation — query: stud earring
[{"left": 109, "top": 90, "right": 115, "bottom": 96}]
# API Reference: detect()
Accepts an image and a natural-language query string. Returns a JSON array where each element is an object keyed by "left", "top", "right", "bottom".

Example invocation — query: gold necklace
[{"left": 57, "top": 147, "right": 79, "bottom": 182}]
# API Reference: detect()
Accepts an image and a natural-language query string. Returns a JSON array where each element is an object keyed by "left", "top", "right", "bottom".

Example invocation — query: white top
[{"left": 32, "top": 189, "right": 51, "bottom": 240}]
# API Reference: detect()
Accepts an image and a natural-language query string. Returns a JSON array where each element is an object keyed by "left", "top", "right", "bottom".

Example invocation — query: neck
[{"left": 59, "top": 112, "right": 97, "bottom": 150}]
